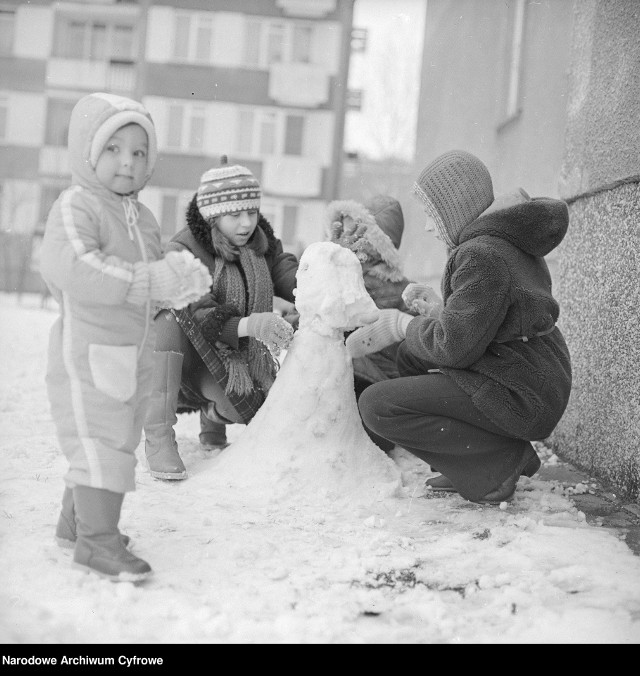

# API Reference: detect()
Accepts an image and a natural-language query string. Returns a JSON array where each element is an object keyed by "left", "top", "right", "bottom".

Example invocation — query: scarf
[{"left": 209, "top": 243, "right": 276, "bottom": 397}]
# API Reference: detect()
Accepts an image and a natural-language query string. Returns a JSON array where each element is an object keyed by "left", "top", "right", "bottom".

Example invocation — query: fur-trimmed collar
[
  {"left": 185, "top": 193, "right": 278, "bottom": 262},
  {"left": 325, "top": 199, "right": 404, "bottom": 282}
]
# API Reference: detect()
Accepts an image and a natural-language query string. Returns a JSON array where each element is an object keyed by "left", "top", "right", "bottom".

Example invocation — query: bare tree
[{"left": 348, "top": 19, "right": 422, "bottom": 161}]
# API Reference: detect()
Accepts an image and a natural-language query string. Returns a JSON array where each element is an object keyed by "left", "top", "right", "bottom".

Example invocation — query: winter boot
[
  {"left": 55, "top": 486, "right": 130, "bottom": 549},
  {"left": 199, "top": 408, "right": 229, "bottom": 451},
  {"left": 144, "top": 350, "right": 187, "bottom": 480},
  {"left": 72, "top": 485, "right": 151, "bottom": 582}
]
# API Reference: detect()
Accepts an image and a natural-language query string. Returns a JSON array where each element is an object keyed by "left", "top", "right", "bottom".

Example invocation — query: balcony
[{"left": 46, "top": 58, "right": 136, "bottom": 94}]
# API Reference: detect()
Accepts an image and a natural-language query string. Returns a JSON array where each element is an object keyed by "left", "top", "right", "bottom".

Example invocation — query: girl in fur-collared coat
[
  {"left": 346, "top": 151, "right": 572, "bottom": 504},
  {"left": 327, "top": 195, "right": 434, "bottom": 452},
  {"left": 143, "top": 159, "right": 299, "bottom": 481}
]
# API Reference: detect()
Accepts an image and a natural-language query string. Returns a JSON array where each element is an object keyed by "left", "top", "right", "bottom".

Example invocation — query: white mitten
[
  {"left": 402, "top": 283, "right": 442, "bottom": 317},
  {"left": 345, "top": 308, "right": 413, "bottom": 358},
  {"left": 126, "top": 261, "right": 150, "bottom": 306},
  {"left": 149, "top": 250, "right": 212, "bottom": 309}
]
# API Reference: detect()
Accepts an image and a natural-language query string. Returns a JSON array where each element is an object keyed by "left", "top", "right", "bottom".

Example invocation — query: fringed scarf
[
  {"left": 178, "top": 191, "right": 284, "bottom": 400},
  {"left": 208, "top": 238, "right": 276, "bottom": 397}
]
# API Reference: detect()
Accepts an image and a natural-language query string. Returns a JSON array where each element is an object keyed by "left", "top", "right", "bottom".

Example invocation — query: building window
[
  {"left": 0, "top": 7, "right": 15, "bottom": 56},
  {"left": 499, "top": 0, "right": 526, "bottom": 128},
  {"left": 39, "top": 184, "right": 64, "bottom": 222},
  {"left": 235, "top": 107, "right": 307, "bottom": 158},
  {"left": 292, "top": 25, "right": 312, "bottom": 64},
  {"left": 259, "top": 112, "right": 277, "bottom": 155},
  {"left": 172, "top": 12, "right": 214, "bottom": 63},
  {"left": 165, "top": 103, "right": 206, "bottom": 152},
  {"left": 243, "top": 19, "right": 316, "bottom": 68},
  {"left": 0, "top": 95, "right": 7, "bottom": 141},
  {"left": 160, "top": 194, "right": 178, "bottom": 239},
  {"left": 281, "top": 205, "right": 299, "bottom": 245},
  {"left": 284, "top": 114, "right": 304, "bottom": 156},
  {"left": 54, "top": 18, "right": 137, "bottom": 61},
  {"left": 45, "top": 99, "right": 76, "bottom": 147}
]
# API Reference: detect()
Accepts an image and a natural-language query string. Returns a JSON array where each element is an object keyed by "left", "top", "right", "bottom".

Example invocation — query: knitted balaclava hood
[{"left": 413, "top": 150, "right": 494, "bottom": 249}]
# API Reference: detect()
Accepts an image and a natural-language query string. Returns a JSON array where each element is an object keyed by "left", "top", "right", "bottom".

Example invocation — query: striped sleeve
[{"left": 40, "top": 187, "right": 136, "bottom": 306}]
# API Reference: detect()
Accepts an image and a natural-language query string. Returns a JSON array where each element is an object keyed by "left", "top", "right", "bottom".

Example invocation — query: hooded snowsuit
[
  {"left": 40, "top": 93, "right": 162, "bottom": 494},
  {"left": 358, "top": 196, "right": 572, "bottom": 500}
]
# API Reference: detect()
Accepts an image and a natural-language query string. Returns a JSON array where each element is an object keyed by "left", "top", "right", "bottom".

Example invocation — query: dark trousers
[{"left": 357, "top": 342, "right": 534, "bottom": 500}]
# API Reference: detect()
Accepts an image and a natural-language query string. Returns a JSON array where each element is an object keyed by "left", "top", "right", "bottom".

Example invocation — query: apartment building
[{"left": 0, "top": 0, "right": 358, "bottom": 292}]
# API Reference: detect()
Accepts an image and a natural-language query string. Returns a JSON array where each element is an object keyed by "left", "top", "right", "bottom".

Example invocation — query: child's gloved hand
[
  {"left": 329, "top": 215, "right": 369, "bottom": 251},
  {"left": 246, "top": 312, "right": 294, "bottom": 356},
  {"left": 149, "top": 251, "right": 212, "bottom": 309},
  {"left": 282, "top": 308, "right": 300, "bottom": 331},
  {"left": 345, "top": 308, "right": 413, "bottom": 358},
  {"left": 402, "top": 283, "right": 442, "bottom": 317}
]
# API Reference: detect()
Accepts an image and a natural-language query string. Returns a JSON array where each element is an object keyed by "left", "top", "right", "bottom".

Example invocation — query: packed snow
[{"left": 2, "top": 287, "right": 640, "bottom": 644}]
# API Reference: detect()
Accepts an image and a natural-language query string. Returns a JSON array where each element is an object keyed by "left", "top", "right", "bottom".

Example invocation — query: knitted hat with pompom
[{"left": 196, "top": 155, "right": 261, "bottom": 221}]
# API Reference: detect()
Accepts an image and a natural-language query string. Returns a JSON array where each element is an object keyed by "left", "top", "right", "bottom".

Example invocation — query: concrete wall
[
  {"left": 405, "top": 0, "right": 575, "bottom": 284},
  {"left": 409, "top": 0, "right": 639, "bottom": 500},
  {"left": 548, "top": 0, "right": 640, "bottom": 501}
]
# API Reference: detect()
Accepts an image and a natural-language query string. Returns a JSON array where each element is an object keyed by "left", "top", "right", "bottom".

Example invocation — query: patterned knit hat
[
  {"left": 196, "top": 156, "right": 261, "bottom": 221},
  {"left": 413, "top": 150, "right": 494, "bottom": 249}
]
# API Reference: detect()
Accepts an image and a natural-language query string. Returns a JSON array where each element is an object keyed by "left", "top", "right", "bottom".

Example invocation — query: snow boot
[
  {"left": 72, "top": 486, "right": 151, "bottom": 583},
  {"left": 55, "top": 486, "right": 130, "bottom": 549},
  {"left": 199, "top": 408, "right": 229, "bottom": 451},
  {"left": 144, "top": 350, "right": 187, "bottom": 480}
]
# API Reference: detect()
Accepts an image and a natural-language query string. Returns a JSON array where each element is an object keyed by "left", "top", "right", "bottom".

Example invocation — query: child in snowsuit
[
  {"left": 326, "top": 195, "right": 438, "bottom": 452},
  {"left": 40, "top": 92, "right": 211, "bottom": 581},
  {"left": 347, "top": 150, "right": 572, "bottom": 504},
  {"left": 143, "top": 157, "right": 299, "bottom": 481}
]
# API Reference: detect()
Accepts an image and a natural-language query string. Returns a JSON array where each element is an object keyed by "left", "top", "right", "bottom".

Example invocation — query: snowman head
[{"left": 294, "top": 242, "right": 379, "bottom": 335}]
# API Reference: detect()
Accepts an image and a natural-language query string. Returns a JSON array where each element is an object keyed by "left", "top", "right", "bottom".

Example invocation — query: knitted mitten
[
  {"left": 345, "top": 308, "right": 413, "bottom": 358},
  {"left": 246, "top": 312, "right": 294, "bottom": 355},
  {"left": 149, "top": 251, "right": 212, "bottom": 309},
  {"left": 125, "top": 262, "right": 150, "bottom": 306},
  {"left": 402, "top": 282, "right": 443, "bottom": 317}
]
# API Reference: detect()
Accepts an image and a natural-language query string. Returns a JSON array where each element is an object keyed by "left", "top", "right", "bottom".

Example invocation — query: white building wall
[
  {"left": 4, "top": 93, "right": 46, "bottom": 147},
  {"left": 311, "top": 22, "right": 341, "bottom": 74},
  {"left": 304, "top": 111, "right": 334, "bottom": 165},
  {"left": 297, "top": 200, "right": 328, "bottom": 247},
  {"left": 14, "top": 6, "right": 52, "bottom": 59},
  {"left": 145, "top": 6, "right": 174, "bottom": 64},
  {"left": 211, "top": 13, "right": 245, "bottom": 67}
]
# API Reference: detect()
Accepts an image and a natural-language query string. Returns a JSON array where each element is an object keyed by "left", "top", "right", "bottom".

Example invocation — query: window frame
[{"left": 497, "top": 0, "right": 527, "bottom": 131}]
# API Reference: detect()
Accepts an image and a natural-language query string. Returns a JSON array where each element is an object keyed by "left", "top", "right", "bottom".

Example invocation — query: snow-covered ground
[{"left": 2, "top": 292, "right": 640, "bottom": 644}]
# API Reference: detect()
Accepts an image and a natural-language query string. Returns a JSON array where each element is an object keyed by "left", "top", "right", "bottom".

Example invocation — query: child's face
[
  {"left": 213, "top": 209, "right": 259, "bottom": 247},
  {"left": 424, "top": 215, "right": 443, "bottom": 241},
  {"left": 95, "top": 123, "right": 148, "bottom": 195}
]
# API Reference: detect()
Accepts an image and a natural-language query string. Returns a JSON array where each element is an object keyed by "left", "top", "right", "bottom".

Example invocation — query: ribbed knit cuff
[
  {"left": 125, "top": 262, "right": 150, "bottom": 305},
  {"left": 219, "top": 317, "right": 242, "bottom": 350},
  {"left": 397, "top": 312, "right": 413, "bottom": 338}
]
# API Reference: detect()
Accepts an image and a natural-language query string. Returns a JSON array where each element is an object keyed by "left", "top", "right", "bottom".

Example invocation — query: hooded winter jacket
[
  {"left": 40, "top": 93, "right": 162, "bottom": 493},
  {"left": 404, "top": 197, "right": 572, "bottom": 440}
]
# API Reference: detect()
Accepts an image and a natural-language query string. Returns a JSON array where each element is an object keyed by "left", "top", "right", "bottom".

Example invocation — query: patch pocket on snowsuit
[{"left": 88, "top": 344, "right": 138, "bottom": 402}]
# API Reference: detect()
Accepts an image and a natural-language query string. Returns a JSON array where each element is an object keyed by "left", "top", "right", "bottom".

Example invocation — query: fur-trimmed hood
[
  {"left": 185, "top": 192, "right": 279, "bottom": 262},
  {"left": 325, "top": 198, "right": 404, "bottom": 282}
]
